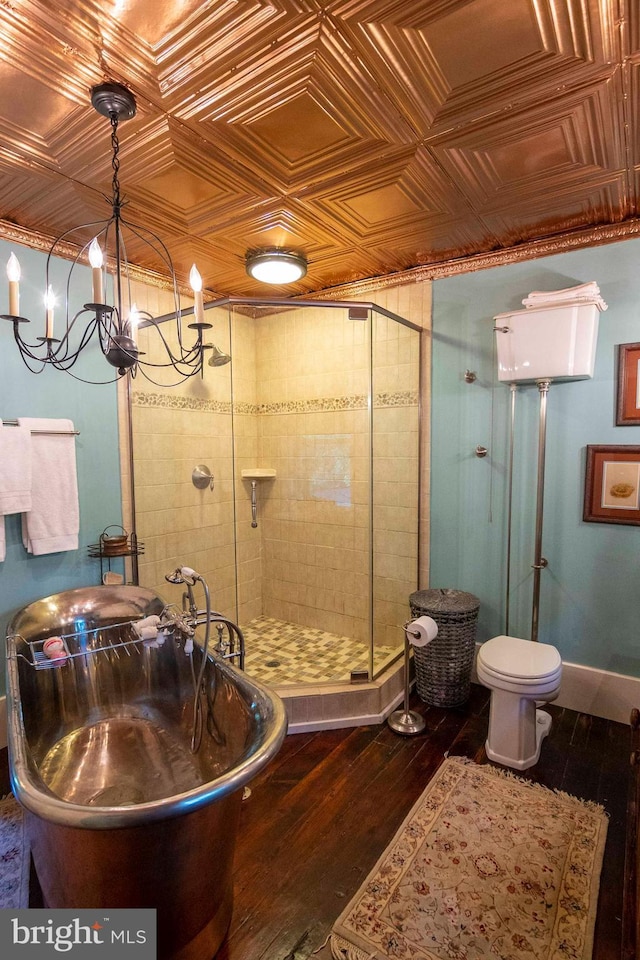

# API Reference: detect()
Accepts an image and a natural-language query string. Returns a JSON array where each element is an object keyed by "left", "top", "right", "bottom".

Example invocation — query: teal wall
[
  {"left": 431, "top": 236, "right": 640, "bottom": 678},
  {"left": 0, "top": 238, "right": 123, "bottom": 695}
]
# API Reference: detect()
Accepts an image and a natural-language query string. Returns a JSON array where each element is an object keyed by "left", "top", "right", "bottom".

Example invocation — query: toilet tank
[{"left": 494, "top": 300, "right": 601, "bottom": 383}]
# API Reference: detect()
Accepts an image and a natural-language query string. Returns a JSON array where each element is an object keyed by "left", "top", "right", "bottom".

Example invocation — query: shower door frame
[{"left": 130, "top": 295, "right": 423, "bottom": 684}]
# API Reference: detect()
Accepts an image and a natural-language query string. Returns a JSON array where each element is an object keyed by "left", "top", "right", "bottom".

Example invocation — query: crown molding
[
  {"left": 3, "top": 216, "right": 640, "bottom": 302},
  {"left": 311, "top": 219, "right": 640, "bottom": 298}
]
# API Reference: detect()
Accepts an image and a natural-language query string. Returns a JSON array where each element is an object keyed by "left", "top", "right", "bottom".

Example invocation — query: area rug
[
  {"left": 331, "top": 756, "right": 608, "bottom": 960},
  {"left": 0, "top": 794, "right": 29, "bottom": 909}
]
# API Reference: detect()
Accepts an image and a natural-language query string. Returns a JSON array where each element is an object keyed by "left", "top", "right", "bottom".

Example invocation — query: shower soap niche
[
  {"left": 241, "top": 469, "right": 276, "bottom": 479},
  {"left": 494, "top": 299, "right": 604, "bottom": 383}
]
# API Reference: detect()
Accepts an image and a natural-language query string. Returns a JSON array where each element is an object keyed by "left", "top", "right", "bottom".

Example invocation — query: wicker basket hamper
[{"left": 409, "top": 588, "right": 480, "bottom": 707}]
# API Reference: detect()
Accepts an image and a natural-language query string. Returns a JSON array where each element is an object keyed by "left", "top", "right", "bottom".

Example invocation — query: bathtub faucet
[
  {"left": 165, "top": 567, "right": 206, "bottom": 622},
  {"left": 163, "top": 564, "right": 245, "bottom": 671}
]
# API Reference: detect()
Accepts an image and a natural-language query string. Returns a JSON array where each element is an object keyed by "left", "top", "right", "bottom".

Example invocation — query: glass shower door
[{"left": 371, "top": 307, "right": 421, "bottom": 678}]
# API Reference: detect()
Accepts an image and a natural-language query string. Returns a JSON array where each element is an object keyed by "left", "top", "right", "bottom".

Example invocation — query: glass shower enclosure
[{"left": 130, "top": 298, "right": 422, "bottom": 685}]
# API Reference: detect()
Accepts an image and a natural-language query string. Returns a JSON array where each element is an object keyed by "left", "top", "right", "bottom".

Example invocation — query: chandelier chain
[{"left": 110, "top": 113, "right": 121, "bottom": 212}]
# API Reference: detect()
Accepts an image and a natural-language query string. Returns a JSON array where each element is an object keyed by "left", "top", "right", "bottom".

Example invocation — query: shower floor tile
[{"left": 242, "top": 616, "right": 398, "bottom": 686}]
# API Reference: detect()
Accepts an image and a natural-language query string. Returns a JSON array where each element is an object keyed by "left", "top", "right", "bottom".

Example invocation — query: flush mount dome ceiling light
[{"left": 245, "top": 248, "right": 307, "bottom": 284}]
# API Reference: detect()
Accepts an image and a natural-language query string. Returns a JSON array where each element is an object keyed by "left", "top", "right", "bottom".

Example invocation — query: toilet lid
[
  {"left": 478, "top": 635, "right": 561, "bottom": 680},
  {"left": 477, "top": 660, "right": 561, "bottom": 687}
]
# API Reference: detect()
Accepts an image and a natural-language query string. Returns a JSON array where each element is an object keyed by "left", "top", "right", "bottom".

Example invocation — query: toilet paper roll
[{"left": 406, "top": 615, "right": 438, "bottom": 647}]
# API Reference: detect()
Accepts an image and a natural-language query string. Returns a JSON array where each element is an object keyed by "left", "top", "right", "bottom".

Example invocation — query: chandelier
[{"left": 2, "top": 82, "right": 218, "bottom": 386}]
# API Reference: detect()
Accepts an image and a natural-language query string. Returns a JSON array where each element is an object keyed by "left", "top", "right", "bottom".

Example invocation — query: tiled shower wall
[
  {"left": 250, "top": 304, "right": 372, "bottom": 641},
  {"left": 247, "top": 301, "right": 423, "bottom": 662},
  {"left": 120, "top": 280, "right": 431, "bottom": 668},
  {"left": 119, "top": 284, "right": 241, "bottom": 612}
]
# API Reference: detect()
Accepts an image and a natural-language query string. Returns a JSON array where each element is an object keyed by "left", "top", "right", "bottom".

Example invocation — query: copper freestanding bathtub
[{"left": 5, "top": 584, "right": 287, "bottom": 960}]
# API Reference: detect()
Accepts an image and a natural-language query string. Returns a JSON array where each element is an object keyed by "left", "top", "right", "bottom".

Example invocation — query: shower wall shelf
[
  {"left": 241, "top": 469, "right": 276, "bottom": 527},
  {"left": 241, "top": 469, "right": 276, "bottom": 479}
]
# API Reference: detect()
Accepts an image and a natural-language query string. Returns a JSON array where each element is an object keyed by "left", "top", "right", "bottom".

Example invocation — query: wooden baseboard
[
  {"left": 472, "top": 651, "right": 640, "bottom": 725},
  {"left": 0, "top": 658, "right": 637, "bottom": 751}
]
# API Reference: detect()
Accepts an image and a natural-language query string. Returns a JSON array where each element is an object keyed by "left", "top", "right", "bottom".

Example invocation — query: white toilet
[{"left": 476, "top": 635, "right": 562, "bottom": 771}]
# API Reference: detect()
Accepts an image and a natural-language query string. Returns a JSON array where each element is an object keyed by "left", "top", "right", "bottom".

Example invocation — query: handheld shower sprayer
[
  {"left": 164, "top": 563, "right": 212, "bottom": 751},
  {"left": 165, "top": 566, "right": 201, "bottom": 586}
]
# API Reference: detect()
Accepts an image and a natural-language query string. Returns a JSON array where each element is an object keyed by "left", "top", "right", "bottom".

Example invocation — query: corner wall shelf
[
  {"left": 241, "top": 469, "right": 276, "bottom": 527},
  {"left": 241, "top": 468, "right": 276, "bottom": 479}
]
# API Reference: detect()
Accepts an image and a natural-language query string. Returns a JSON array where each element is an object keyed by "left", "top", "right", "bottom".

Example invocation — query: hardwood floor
[{"left": 1, "top": 684, "right": 631, "bottom": 960}]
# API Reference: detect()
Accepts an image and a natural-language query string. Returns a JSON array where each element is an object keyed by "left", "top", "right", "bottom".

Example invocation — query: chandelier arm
[
  {"left": 44, "top": 365, "right": 123, "bottom": 386},
  {"left": 10, "top": 327, "right": 52, "bottom": 353},
  {"left": 135, "top": 362, "right": 204, "bottom": 388},
  {"left": 95, "top": 307, "right": 120, "bottom": 354},
  {"left": 117, "top": 216, "right": 188, "bottom": 343},
  {"left": 70, "top": 312, "right": 104, "bottom": 358},
  {"left": 45, "top": 217, "right": 115, "bottom": 256},
  {"left": 42, "top": 315, "right": 102, "bottom": 372},
  {"left": 12, "top": 331, "right": 48, "bottom": 373},
  {"left": 46, "top": 309, "right": 103, "bottom": 365},
  {"left": 122, "top": 343, "right": 203, "bottom": 371},
  {"left": 134, "top": 315, "right": 205, "bottom": 369}
]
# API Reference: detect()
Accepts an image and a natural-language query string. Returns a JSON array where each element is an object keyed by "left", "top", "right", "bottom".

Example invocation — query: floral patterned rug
[
  {"left": 331, "top": 757, "right": 608, "bottom": 960},
  {"left": 0, "top": 794, "right": 29, "bottom": 909}
]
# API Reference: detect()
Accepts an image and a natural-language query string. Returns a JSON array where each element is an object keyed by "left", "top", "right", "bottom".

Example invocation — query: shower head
[{"left": 207, "top": 344, "right": 231, "bottom": 367}]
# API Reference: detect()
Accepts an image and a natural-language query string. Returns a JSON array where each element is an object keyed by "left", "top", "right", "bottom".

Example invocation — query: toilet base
[{"left": 485, "top": 707, "right": 552, "bottom": 771}]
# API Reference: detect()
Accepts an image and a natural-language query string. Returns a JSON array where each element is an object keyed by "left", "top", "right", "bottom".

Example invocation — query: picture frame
[
  {"left": 583, "top": 444, "right": 640, "bottom": 525},
  {"left": 616, "top": 342, "right": 640, "bottom": 425}
]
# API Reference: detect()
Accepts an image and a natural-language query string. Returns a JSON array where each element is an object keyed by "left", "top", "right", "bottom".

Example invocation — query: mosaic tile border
[
  {"left": 133, "top": 392, "right": 233, "bottom": 414},
  {"left": 132, "top": 390, "right": 418, "bottom": 414}
]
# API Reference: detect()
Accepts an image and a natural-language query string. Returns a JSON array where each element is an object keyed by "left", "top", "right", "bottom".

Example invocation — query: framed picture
[
  {"left": 616, "top": 342, "right": 640, "bottom": 425},
  {"left": 584, "top": 444, "right": 640, "bottom": 525}
]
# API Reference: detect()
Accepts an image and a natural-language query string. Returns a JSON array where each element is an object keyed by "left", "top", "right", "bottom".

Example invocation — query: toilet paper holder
[{"left": 387, "top": 618, "right": 435, "bottom": 737}]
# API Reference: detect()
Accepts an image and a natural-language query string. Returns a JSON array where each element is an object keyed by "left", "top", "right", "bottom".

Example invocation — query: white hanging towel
[
  {"left": 18, "top": 418, "right": 79, "bottom": 555},
  {"left": 0, "top": 420, "right": 32, "bottom": 514},
  {"left": 0, "top": 419, "right": 33, "bottom": 562}
]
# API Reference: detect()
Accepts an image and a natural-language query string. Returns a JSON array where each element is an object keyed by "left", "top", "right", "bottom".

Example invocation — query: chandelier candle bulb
[
  {"left": 44, "top": 285, "right": 55, "bottom": 339},
  {"left": 7, "top": 252, "right": 20, "bottom": 316},
  {"left": 128, "top": 303, "right": 140, "bottom": 342},
  {"left": 190, "top": 264, "right": 205, "bottom": 324},
  {"left": 88, "top": 239, "right": 104, "bottom": 303}
]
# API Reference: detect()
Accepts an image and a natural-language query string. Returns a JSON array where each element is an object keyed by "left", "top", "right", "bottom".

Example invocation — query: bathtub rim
[{"left": 5, "top": 589, "right": 288, "bottom": 830}]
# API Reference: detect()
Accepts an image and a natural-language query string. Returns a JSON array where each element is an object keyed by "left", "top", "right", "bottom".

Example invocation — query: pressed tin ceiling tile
[{"left": 0, "top": 0, "right": 635, "bottom": 296}]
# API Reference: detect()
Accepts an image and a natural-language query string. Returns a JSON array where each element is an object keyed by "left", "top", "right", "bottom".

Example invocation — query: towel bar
[{"left": 2, "top": 419, "right": 80, "bottom": 436}]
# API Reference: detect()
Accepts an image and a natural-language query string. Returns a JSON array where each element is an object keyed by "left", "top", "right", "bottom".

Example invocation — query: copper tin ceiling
[{"left": 0, "top": 0, "right": 638, "bottom": 297}]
